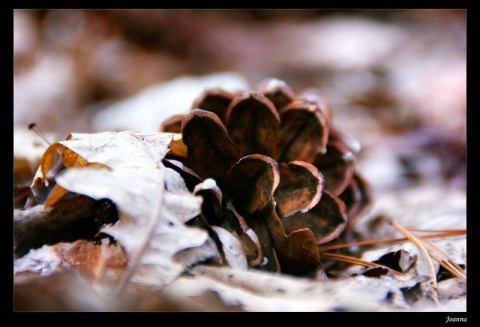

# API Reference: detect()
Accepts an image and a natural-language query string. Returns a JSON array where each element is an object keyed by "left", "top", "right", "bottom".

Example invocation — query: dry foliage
[
  {"left": 14, "top": 80, "right": 466, "bottom": 312},
  {"left": 13, "top": 9, "right": 466, "bottom": 313}
]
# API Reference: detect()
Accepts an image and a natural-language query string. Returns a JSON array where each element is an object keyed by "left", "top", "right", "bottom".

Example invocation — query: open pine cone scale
[{"left": 160, "top": 78, "right": 371, "bottom": 276}]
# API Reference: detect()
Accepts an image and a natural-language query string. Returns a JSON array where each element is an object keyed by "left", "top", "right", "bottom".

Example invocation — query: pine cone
[{"left": 160, "top": 78, "right": 371, "bottom": 277}]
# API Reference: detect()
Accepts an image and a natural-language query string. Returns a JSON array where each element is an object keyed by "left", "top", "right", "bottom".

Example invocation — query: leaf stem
[
  {"left": 28, "top": 123, "right": 51, "bottom": 145},
  {"left": 112, "top": 169, "right": 165, "bottom": 300}
]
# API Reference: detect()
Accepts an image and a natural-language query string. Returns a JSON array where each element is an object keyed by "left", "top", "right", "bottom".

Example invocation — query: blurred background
[{"left": 14, "top": 9, "right": 466, "bottom": 194}]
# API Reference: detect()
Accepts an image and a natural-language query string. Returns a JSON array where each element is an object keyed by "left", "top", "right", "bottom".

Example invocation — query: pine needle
[
  {"left": 320, "top": 252, "right": 403, "bottom": 276},
  {"left": 406, "top": 228, "right": 466, "bottom": 233},
  {"left": 319, "top": 222, "right": 465, "bottom": 303},
  {"left": 419, "top": 237, "right": 466, "bottom": 280},
  {"left": 318, "top": 229, "right": 465, "bottom": 252},
  {"left": 388, "top": 220, "right": 437, "bottom": 289}
]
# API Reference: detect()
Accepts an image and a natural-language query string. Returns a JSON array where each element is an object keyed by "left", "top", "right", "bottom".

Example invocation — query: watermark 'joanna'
[{"left": 445, "top": 316, "right": 467, "bottom": 323}]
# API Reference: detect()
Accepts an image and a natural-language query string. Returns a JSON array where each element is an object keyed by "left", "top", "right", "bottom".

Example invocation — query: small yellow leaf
[
  {"left": 44, "top": 185, "right": 70, "bottom": 207},
  {"left": 169, "top": 136, "right": 188, "bottom": 158},
  {"left": 40, "top": 143, "right": 64, "bottom": 179},
  {"left": 61, "top": 147, "right": 88, "bottom": 167}
]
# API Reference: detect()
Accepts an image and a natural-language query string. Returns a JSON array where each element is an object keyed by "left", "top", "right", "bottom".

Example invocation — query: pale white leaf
[
  {"left": 174, "top": 237, "right": 222, "bottom": 268},
  {"left": 14, "top": 245, "right": 66, "bottom": 277},
  {"left": 53, "top": 131, "right": 218, "bottom": 287},
  {"left": 162, "top": 265, "right": 397, "bottom": 312},
  {"left": 212, "top": 226, "right": 248, "bottom": 270}
]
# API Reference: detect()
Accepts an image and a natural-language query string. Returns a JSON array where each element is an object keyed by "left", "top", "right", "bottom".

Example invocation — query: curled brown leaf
[
  {"left": 255, "top": 78, "right": 296, "bottom": 112},
  {"left": 226, "top": 91, "right": 280, "bottom": 158},
  {"left": 281, "top": 190, "right": 348, "bottom": 245},
  {"left": 261, "top": 200, "right": 322, "bottom": 276},
  {"left": 160, "top": 114, "right": 185, "bottom": 133},
  {"left": 191, "top": 87, "right": 235, "bottom": 123},
  {"left": 278, "top": 101, "right": 329, "bottom": 164},
  {"left": 314, "top": 141, "right": 356, "bottom": 196},
  {"left": 181, "top": 109, "right": 240, "bottom": 182},
  {"left": 274, "top": 161, "right": 324, "bottom": 218},
  {"left": 223, "top": 154, "right": 280, "bottom": 214}
]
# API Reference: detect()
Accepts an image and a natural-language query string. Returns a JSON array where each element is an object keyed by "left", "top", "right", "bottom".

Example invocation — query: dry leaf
[
  {"left": 14, "top": 239, "right": 126, "bottom": 281},
  {"left": 33, "top": 131, "right": 219, "bottom": 288},
  {"left": 161, "top": 265, "right": 397, "bottom": 312}
]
